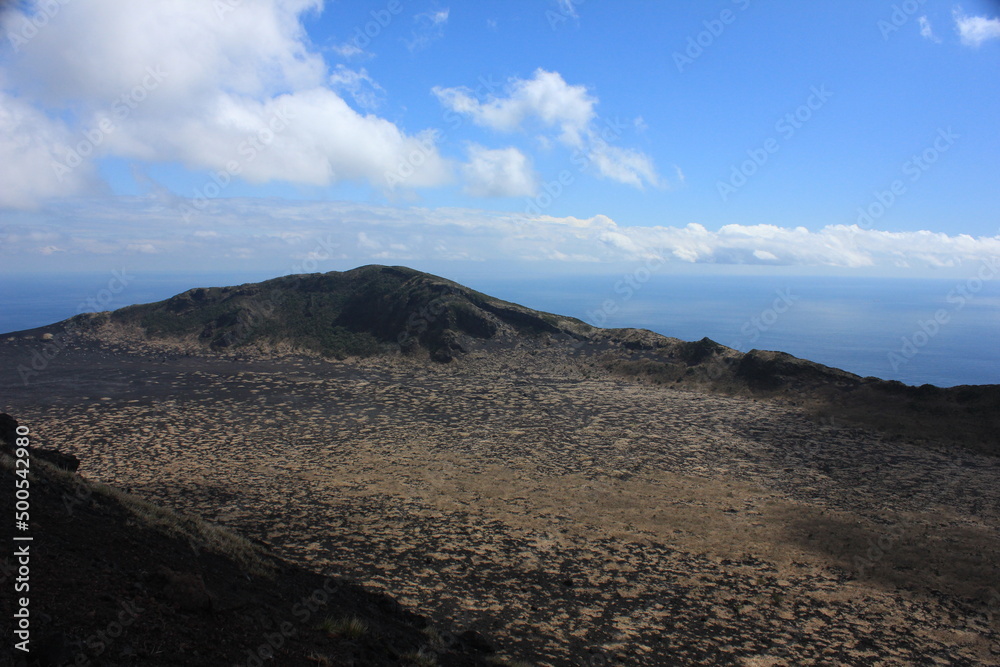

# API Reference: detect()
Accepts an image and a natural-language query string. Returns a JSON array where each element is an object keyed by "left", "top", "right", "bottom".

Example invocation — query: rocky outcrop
[
  {"left": 31, "top": 447, "right": 81, "bottom": 472},
  {"left": 0, "top": 412, "right": 17, "bottom": 445},
  {"left": 1, "top": 412, "right": 80, "bottom": 470}
]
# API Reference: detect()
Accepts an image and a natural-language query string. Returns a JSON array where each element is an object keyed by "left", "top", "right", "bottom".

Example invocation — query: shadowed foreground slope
[{"left": 0, "top": 419, "right": 495, "bottom": 666}]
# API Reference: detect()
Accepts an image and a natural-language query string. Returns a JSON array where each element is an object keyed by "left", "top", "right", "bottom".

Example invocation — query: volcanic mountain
[{"left": 31, "top": 264, "right": 1000, "bottom": 455}]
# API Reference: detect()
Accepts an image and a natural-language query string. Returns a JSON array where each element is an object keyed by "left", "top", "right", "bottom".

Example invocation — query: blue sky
[{"left": 1, "top": 0, "right": 999, "bottom": 277}]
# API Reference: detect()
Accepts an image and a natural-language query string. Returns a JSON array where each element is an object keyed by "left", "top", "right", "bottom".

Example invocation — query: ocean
[{"left": 1, "top": 270, "right": 997, "bottom": 388}]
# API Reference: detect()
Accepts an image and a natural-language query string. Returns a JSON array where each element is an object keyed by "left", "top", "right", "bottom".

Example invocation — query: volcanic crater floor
[{"left": 3, "top": 336, "right": 1000, "bottom": 666}]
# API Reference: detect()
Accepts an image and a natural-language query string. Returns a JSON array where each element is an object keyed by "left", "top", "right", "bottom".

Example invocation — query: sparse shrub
[
  {"left": 318, "top": 615, "right": 369, "bottom": 639},
  {"left": 401, "top": 647, "right": 438, "bottom": 666}
]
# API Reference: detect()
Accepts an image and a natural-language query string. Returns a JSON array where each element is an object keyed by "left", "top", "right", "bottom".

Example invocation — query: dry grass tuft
[{"left": 318, "top": 615, "right": 369, "bottom": 639}]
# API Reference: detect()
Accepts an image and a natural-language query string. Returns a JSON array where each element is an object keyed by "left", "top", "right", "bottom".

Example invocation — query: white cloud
[
  {"left": 918, "top": 16, "right": 940, "bottom": 42},
  {"left": 5, "top": 198, "right": 998, "bottom": 275},
  {"left": 428, "top": 9, "right": 450, "bottom": 25},
  {"left": 3, "top": 0, "right": 326, "bottom": 105},
  {"left": 434, "top": 69, "right": 664, "bottom": 190},
  {"left": 0, "top": 89, "right": 101, "bottom": 207},
  {"left": 953, "top": 9, "right": 1000, "bottom": 47},
  {"left": 588, "top": 144, "right": 661, "bottom": 190},
  {"left": 329, "top": 42, "right": 365, "bottom": 58},
  {"left": 434, "top": 69, "right": 596, "bottom": 147},
  {"left": 598, "top": 230, "right": 645, "bottom": 255},
  {"left": 405, "top": 8, "right": 449, "bottom": 52},
  {"left": 329, "top": 65, "right": 385, "bottom": 111},
  {"left": 0, "top": 0, "right": 452, "bottom": 208},
  {"left": 461, "top": 145, "right": 537, "bottom": 197}
]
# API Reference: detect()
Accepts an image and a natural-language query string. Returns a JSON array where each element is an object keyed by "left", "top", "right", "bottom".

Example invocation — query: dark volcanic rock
[
  {"left": 155, "top": 566, "right": 215, "bottom": 613},
  {"left": 0, "top": 412, "right": 18, "bottom": 446},
  {"left": 679, "top": 337, "right": 727, "bottom": 366},
  {"left": 32, "top": 448, "right": 81, "bottom": 471},
  {"left": 459, "top": 630, "right": 495, "bottom": 654},
  {"left": 735, "top": 348, "right": 860, "bottom": 391}
]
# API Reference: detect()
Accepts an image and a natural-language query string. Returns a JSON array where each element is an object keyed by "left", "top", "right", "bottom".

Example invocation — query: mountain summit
[{"left": 77, "top": 265, "right": 591, "bottom": 362}]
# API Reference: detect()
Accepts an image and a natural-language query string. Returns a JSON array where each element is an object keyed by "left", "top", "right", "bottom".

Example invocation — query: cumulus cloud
[
  {"left": 5, "top": 198, "right": 998, "bottom": 274},
  {"left": 953, "top": 8, "right": 1000, "bottom": 47},
  {"left": 434, "top": 69, "right": 664, "bottom": 190},
  {"left": 433, "top": 69, "right": 597, "bottom": 147},
  {"left": 461, "top": 145, "right": 537, "bottom": 197},
  {"left": 434, "top": 68, "right": 596, "bottom": 146},
  {"left": 623, "top": 223, "right": 1000, "bottom": 269},
  {"left": 0, "top": 0, "right": 451, "bottom": 208},
  {"left": 0, "top": 89, "right": 101, "bottom": 208},
  {"left": 4, "top": 1, "right": 326, "bottom": 105}
]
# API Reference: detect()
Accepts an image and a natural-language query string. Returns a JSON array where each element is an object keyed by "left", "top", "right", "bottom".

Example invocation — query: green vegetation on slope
[{"left": 97, "top": 265, "right": 589, "bottom": 360}]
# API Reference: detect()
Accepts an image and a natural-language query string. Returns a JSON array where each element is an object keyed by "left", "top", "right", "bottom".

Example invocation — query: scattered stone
[
  {"left": 459, "top": 629, "right": 495, "bottom": 654},
  {"left": 155, "top": 566, "right": 215, "bottom": 613}
]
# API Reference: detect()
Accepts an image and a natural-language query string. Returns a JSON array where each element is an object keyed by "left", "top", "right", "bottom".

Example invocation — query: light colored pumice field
[{"left": 9, "top": 343, "right": 1000, "bottom": 665}]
